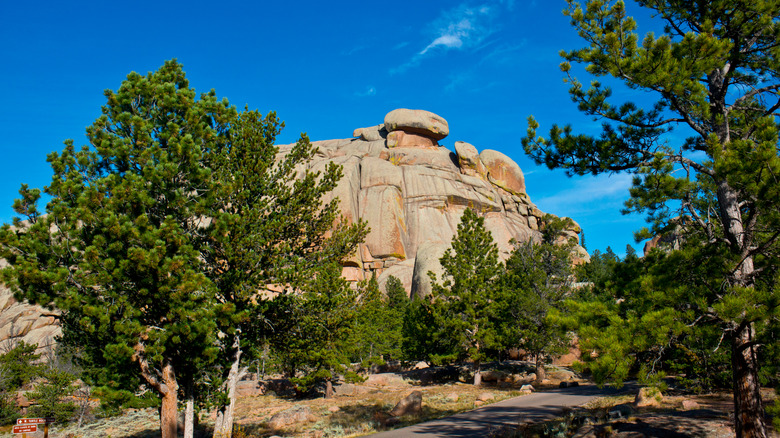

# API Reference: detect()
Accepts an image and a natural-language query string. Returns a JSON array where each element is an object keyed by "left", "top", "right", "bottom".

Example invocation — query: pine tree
[
  {"left": 202, "top": 107, "right": 365, "bottom": 435},
  {"left": 523, "top": 2, "right": 780, "bottom": 435},
  {"left": 0, "top": 60, "right": 366, "bottom": 438},
  {"left": 428, "top": 208, "right": 504, "bottom": 385},
  {"left": 503, "top": 216, "right": 576, "bottom": 383}
]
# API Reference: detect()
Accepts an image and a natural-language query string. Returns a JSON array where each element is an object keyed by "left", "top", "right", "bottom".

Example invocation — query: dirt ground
[{"left": 4, "top": 365, "right": 777, "bottom": 438}]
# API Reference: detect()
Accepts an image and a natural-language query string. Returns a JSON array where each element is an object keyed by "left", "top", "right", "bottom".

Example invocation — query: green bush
[
  {"left": 27, "top": 367, "right": 78, "bottom": 424},
  {"left": 92, "top": 386, "right": 159, "bottom": 418}
]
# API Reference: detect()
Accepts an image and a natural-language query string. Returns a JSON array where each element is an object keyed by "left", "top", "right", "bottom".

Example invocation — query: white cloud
[
  {"left": 392, "top": 2, "right": 505, "bottom": 74},
  {"left": 419, "top": 4, "right": 496, "bottom": 55}
]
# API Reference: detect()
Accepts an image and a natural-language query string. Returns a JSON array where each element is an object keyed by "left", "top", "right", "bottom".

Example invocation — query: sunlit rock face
[
  {"left": 0, "top": 258, "right": 61, "bottom": 354},
  {"left": 289, "top": 108, "right": 586, "bottom": 298},
  {"left": 0, "top": 108, "right": 587, "bottom": 350}
]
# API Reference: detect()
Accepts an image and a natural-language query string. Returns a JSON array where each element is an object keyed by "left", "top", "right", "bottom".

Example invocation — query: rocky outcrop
[
  {"left": 0, "top": 109, "right": 586, "bottom": 349},
  {"left": 312, "top": 108, "right": 585, "bottom": 296}
]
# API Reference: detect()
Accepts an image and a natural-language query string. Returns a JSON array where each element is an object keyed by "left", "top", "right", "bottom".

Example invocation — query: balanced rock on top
[{"left": 384, "top": 108, "right": 449, "bottom": 140}]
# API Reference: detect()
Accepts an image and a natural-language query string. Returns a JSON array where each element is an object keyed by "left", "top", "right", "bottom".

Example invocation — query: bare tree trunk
[
  {"left": 535, "top": 355, "right": 546, "bottom": 386},
  {"left": 473, "top": 362, "right": 482, "bottom": 386},
  {"left": 732, "top": 324, "right": 767, "bottom": 438},
  {"left": 213, "top": 333, "right": 247, "bottom": 438},
  {"left": 160, "top": 363, "right": 179, "bottom": 438},
  {"left": 184, "top": 381, "right": 195, "bottom": 438}
]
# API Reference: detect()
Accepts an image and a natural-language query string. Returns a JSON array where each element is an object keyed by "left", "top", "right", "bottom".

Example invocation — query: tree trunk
[
  {"left": 535, "top": 355, "right": 546, "bottom": 386},
  {"left": 732, "top": 324, "right": 767, "bottom": 438},
  {"left": 213, "top": 333, "right": 246, "bottom": 438},
  {"left": 325, "top": 380, "right": 334, "bottom": 399},
  {"left": 716, "top": 181, "right": 767, "bottom": 438},
  {"left": 184, "top": 382, "right": 195, "bottom": 438},
  {"left": 473, "top": 362, "right": 482, "bottom": 386},
  {"left": 160, "top": 362, "right": 179, "bottom": 438}
]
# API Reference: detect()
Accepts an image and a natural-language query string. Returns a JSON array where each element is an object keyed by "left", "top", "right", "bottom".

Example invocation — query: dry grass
[{"left": 230, "top": 383, "right": 526, "bottom": 437}]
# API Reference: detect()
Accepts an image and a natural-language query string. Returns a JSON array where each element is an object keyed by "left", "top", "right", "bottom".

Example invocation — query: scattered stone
[
  {"left": 681, "top": 399, "right": 701, "bottom": 410},
  {"left": 413, "top": 361, "right": 429, "bottom": 370},
  {"left": 328, "top": 405, "right": 340, "bottom": 413},
  {"left": 476, "top": 392, "right": 494, "bottom": 402},
  {"left": 389, "top": 391, "right": 423, "bottom": 417},
  {"left": 520, "top": 384, "right": 535, "bottom": 393},
  {"left": 635, "top": 387, "right": 663, "bottom": 407},
  {"left": 384, "top": 108, "right": 449, "bottom": 140},
  {"left": 446, "top": 392, "right": 459, "bottom": 402},
  {"left": 267, "top": 405, "right": 315, "bottom": 430}
]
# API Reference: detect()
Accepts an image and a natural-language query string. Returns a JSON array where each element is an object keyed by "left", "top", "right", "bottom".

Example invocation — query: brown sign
[{"left": 12, "top": 424, "right": 37, "bottom": 433}]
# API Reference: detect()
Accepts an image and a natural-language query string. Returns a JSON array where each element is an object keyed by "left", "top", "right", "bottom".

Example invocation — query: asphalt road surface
[{"left": 368, "top": 384, "right": 625, "bottom": 437}]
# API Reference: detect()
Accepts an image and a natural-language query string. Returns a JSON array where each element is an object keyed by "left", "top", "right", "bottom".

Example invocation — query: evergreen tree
[
  {"left": 0, "top": 61, "right": 224, "bottom": 438},
  {"left": 349, "top": 274, "right": 405, "bottom": 366},
  {"left": 502, "top": 216, "right": 576, "bottom": 383},
  {"left": 523, "top": 2, "right": 780, "bottom": 434},
  {"left": 202, "top": 106, "right": 365, "bottom": 434},
  {"left": 263, "top": 262, "right": 358, "bottom": 395},
  {"left": 428, "top": 208, "right": 504, "bottom": 385},
  {"left": 0, "top": 60, "right": 366, "bottom": 438}
]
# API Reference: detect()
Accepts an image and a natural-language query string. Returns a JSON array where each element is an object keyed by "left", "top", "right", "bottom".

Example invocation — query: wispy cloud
[
  {"left": 355, "top": 86, "right": 376, "bottom": 97},
  {"left": 391, "top": 2, "right": 507, "bottom": 74},
  {"left": 420, "top": 4, "right": 496, "bottom": 55}
]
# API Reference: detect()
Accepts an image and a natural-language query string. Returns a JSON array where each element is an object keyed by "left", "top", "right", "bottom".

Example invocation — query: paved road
[{"left": 368, "top": 385, "right": 625, "bottom": 437}]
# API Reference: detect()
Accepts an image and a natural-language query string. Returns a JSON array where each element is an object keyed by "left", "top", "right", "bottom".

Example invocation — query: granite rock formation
[
  {"left": 0, "top": 108, "right": 586, "bottom": 350},
  {"left": 283, "top": 108, "right": 587, "bottom": 297}
]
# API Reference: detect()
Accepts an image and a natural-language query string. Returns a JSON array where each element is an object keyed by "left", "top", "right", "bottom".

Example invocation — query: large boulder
[
  {"left": 480, "top": 149, "right": 526, "bottom": 195},
  {"left": 384, "top": 109, "right": 449, "bottom": 140}
]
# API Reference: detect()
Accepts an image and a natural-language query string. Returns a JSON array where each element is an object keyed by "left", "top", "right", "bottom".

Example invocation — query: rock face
[
  {"left": 0, "top": 109, "right": 586, "bottom": 349},
  {"left": 314, "top": 109, "right": 584, "bottom": 297},
  {"left": 0, "top": 259, "right": 61, "bottom": 353}
]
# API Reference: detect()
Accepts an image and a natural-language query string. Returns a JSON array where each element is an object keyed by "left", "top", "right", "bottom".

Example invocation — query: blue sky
[{"left": 1, "top": 0, "right": 667, "bottom": 257}]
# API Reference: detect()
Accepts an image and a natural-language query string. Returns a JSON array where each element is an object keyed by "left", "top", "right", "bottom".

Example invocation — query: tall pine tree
[
  {"left": 428, "top": 208, "right": 504, "bottom": 385},
  {"left": 523, "top": 2, "right": 780, "bottom": 435}
]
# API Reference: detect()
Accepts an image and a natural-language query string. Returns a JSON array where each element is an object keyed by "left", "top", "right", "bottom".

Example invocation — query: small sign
[
  {"left": 12, "top": 424, "right": 37, "bottom": 433},
  {"left": 16, "top": 417, "right": 54, "bottom": 424}
]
